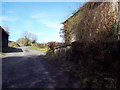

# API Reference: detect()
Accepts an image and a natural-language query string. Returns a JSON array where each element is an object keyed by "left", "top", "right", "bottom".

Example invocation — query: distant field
[{"left": 29, "top": 46, "right": 48, "bottom": 51}]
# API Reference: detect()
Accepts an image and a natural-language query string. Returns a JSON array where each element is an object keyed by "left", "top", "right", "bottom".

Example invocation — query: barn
[
  {"left": 62, "top": 2, "right": 120, "bottom": 44},
  {"left": 0, "top": 26, "right": 9, "bottom": 48}
]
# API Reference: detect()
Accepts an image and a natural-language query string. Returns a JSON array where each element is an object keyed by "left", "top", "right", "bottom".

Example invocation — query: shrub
[
  {"left": 8, "top": 41, "right": 20, "bottom": 47},
  {"left": 46, "top": 40, "right": 120, "bottom": 88},
  {"left": 37, "top": 44, "right": 45, "bottom": 48}
]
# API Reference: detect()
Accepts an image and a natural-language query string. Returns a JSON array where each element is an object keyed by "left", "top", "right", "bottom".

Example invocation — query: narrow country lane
[{"left": 2, "top": 47, "right": 80, "bottom": 88}]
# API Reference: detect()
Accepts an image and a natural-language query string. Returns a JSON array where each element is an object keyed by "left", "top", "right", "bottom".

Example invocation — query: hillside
[
  {"left": 8, "top": 41, "right": 20, "bottom": 48},
  {"left": 16, "top": 38, "right": 32, "bottom": 46}
]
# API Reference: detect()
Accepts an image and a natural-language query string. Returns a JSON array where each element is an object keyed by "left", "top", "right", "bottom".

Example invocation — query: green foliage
[
  {"left": 32, "top": 40, "right": 36, "bottom": 44},
  {"left": 0, "top": 52, "right": 4, "bottom": 55},
  {"left": 62, "top": 3, "right": 119, "bottom": 43},
  {"left": 112, "top": 10, "right": 120, "bottom": 41},
  {"left": 117, "top": 24, "right": 119, "bottom": 39},
  {"left": 24, "top": 38, "right": 30, "bottom": 46},
  {"left": 37, "top": 43, "right": 47, "bottom": 48},
  {"left": 29, "top": 46, "right": 48, "bottom": 51},
  {"left": 8, "top": 41, "right": 20, "bottom": 48},
  {"left": 112, "top": 12, "right": 117, "bottom": 40},
  {"left": 60, "top": 28, "right": 71, "bottom": 44},
  {"left": 17, "top": 38, "right": 32, "bottom": 46}
]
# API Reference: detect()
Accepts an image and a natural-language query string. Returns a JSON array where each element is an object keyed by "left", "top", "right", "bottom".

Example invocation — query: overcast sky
[{"left": 1, "top": 2, "right": 85, "bottom": 43}]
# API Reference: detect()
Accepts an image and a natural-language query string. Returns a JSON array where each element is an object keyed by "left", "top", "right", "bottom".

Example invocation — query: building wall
[
  {"left": 2, "top": 31, "right": 9, "bottom": 48},
  {"left": 118, "top": 2, "right": 120, "bottom": 40},
  {"left": 0, "top": 28, "right": 2, "bottom": 52},
  {"left": 0, "top": 27, "right": 9, "bottom": 48},
  {"left": 63, "top": 2, "right": 119, "bottom": 44}
]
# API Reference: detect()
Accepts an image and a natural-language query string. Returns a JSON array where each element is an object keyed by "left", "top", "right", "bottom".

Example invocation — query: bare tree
[
  {"left": 22, "top": 31, "right": 37, "bottom": 42},
  {"left": 31, "top": 33, "right": 37, "bottom": 42},
  {"left": 22, "top": 31, "right": 31, "bottom": 39}
]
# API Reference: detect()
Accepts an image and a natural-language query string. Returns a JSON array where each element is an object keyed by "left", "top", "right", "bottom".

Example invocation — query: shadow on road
[
  {"left": 39, "top": 56, "right": 81, "bottom": 88},
  {"left": 2, "top": 55, "right": 55, "bottom": 88},
  {"left": 2, "top": 55, "right": 80, "bottom": 88},
  {"left": 2, "top": 47, "right": 23, "bottom": 53}
]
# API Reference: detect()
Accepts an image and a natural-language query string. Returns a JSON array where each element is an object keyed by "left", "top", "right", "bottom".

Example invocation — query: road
[{"left": 2, "top": 47, "right": 80, "bottom": 88}]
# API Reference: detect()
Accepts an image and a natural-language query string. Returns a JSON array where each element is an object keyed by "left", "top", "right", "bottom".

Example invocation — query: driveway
[{"left": 2, "top": 47, "right": 80, "bottom": 88}]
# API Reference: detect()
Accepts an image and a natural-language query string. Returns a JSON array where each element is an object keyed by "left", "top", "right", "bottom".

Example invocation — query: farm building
[
  {"left": 0, "top": 26, "right": 9, "bottom": 48},
  {"left": 61, "top": 2, "right": 120, "bottom": 44}
]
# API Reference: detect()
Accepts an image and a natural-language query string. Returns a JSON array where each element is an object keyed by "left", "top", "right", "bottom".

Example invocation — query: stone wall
[
  {"left": 48, "top": 40, "right": 120, "bottom": 88},
  {"left": 54, "top": 45, "right": 71, "bottom": 59}
]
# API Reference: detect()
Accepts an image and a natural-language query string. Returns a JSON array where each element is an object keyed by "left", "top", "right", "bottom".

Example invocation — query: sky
[{"left": 1, "top": 2, "right": 85, "bottom": 43}]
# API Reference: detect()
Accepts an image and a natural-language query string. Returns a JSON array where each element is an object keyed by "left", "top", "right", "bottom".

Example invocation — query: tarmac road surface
[{"left": 2, "top": 47, "right": 80, "bottom": 88}]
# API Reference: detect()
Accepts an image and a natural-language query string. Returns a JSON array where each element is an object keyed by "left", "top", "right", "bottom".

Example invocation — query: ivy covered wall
[{"left": 62, "top": 2, "right": 119, "bottom": 44}]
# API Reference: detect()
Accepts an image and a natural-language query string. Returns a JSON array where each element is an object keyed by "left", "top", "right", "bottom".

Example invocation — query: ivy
[
  {"left": 112, "top": 11, "right": 118, "bottom": 40},
  {"left": 117, "top": 23, "right": 119, "bottom": 40}
]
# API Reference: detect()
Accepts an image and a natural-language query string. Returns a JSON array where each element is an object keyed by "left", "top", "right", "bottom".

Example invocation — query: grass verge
[
  {"left": 29, "top": 46, "right": 48, "bottom": 51},
  {"left": 0, "top": 52, "right": 4, "bottom": 55}
]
